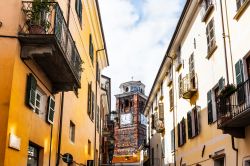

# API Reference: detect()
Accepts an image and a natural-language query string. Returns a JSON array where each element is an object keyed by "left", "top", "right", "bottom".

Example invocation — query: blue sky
[{"left": 99, "top": 0, "right": 185, "bottom": 110}]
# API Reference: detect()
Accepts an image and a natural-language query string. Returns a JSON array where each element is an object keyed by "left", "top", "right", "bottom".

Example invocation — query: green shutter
[
  {"left": 235, "top": 59, "right": 244, "bottom": 85},
  {"left": 87, "top": 83, "right": 92, "bottom": 116},
  {"left": 194, "top": 108, "right": 199, "bottom": 136},
  {"left": 207, "top": 90, "right": 213, "bottom": 124},
  {"left": 182, "top": 118, "right": 186, "bottom": 144},
  {"left": 26, "top": 74, "right": 37, "bottom": 109},
  {"left": 187, "top": 111, "right": 192, "bottom": 139},
  {"left": 91, "top": 91, "right": 95, "bottom": 120},
  {"left": 47, "top": 96, "right": 55, "bottom": 124},
  {"left": 218, "top": 77, "right": 225, "bottom": 91}
]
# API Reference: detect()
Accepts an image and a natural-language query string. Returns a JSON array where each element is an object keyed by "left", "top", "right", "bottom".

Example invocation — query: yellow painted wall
[{"left": 0, "top": 0, "right": 107, "bottom": 165}]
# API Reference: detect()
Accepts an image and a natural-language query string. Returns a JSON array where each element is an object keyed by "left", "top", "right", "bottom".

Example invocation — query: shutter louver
[
  {"left": 235, "top": 59, "right": 245, "bottom": 104},
  {"left": 47, "top": 96, "right": 55, "bottom": 124},
  {"left": 218, "top": 77, "right": 225, "bottom": 91},
  {"left": 159, "top": 103, "right": 164, "bottom": 120},
  {"left": 92, "top": 91, "right": 95, "bottom": 120},
  {"left": 182, "top": 118, "right": 186, "bottom": 144},
  {"left": 207, "top": 90, "right": 213, "bottom": 124},
  {"left": 187, "top": 111, "right": 192, "bottom": 139},
  {"left": 194, "top": 108, "right": 199, "bottom": 136},
  {"left": 235, "top": 59, "right": 244, "bottom": 85},
  {"left": 87, "top": 83, "right": 92, "bottom": 116},
  {"left": 177, "top": 123, "right": 180, "bottom": 147},
  {"left": 26, "top": 74, "right": 37, "bottom": 109}
]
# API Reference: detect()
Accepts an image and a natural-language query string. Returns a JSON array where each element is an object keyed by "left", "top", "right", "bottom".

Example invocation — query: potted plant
[
  {"left": 23, "top": 0, "right": 51, "bottom": 34},
  {"left": 218, "top": 84, "right": 236, "bottom": 98}
]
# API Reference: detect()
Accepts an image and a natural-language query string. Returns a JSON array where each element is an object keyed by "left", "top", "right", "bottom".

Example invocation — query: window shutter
[
  {"left": 79, "top": 0, "right": 82, "bottom": 24},
  {"left": 194, "top": 108, "right": 199, "bottom": 136},
  {"left": 182, "top": 119, "right": 186, "bottom": 144},
  {"left": 178, "top": 74, "right": 182, "bottom": 98},
  {"left": 207, "top": 90, "right": 213, "bottom": 124},
  {"left": 89, "top": 34, "right": 93, "bottom": 61},
  {"left": 218, "top": 77, "right": 225, "bottom": 90},
  {"left": 236, "top": 0, "right": 241, "bottom": 10},
  {"left": 151, "top": 114, "right": 155, "bottom": 129},
  {"left": 26, "top": 74, "right": 37, "bottom": 109},
  {"left": 171, "top": 129, "right": 174, "bottom": 152},
  {"left": 187, "top": 111, "right": 192, "bottom": 139},
  {"left": 91, "top": 91, "right": 95, "bottom": 120},
  {"left": 158, "top": 103, "right": 164, "bottom": 120},
  {"left": 235, "top": 59, "right": 244, "bottom": 85},
  {"left": 47, "top": 96, "right": 55, "bottom": 124},
  {"left": 87, "top": 83, "right": 92, "bottom": 116},
  {"left": 177, "top": 123, "right": 180, "bottom": 147}
]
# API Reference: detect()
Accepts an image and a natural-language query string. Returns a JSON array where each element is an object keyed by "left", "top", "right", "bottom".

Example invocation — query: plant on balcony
[
  {"left": 219, "top": 84, "right": 236, "bottom": 98},
  {"left": 23, "top": 0, "right": 51, "bottom": 34}
]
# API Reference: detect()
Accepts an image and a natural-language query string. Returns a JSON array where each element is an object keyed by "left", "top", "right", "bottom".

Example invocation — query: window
[
  {"left": 87, "top": 83, "right": 94, "bottom": 120},
  {"left": 245, "top": 159, "right": 250, "bottom": 166},
  {"left": 26, "top": 74, "right": 49, "bottom": 121},
  {"left": 171, "top": 129, "right": 174, "bottom": 152},
  {"left": 70, "top": 121, "right": 75, "bottom": 143},
  {"left": 214, "top": 157, "right": 224, "bottom": 166},
  {"left": 187, "top": 106, "right": 200, "bottom": 139},
  {"left": 169, "top": 88, "right": 174, "bottom": 110},
  {"left": 89, "top": 34, "right": 94, "bottom": 63},
  {"left": 206, "top": 18, "right": 216, "bottom": 57},
  {"left": 189, "top": 53, "right": 195, "bottom": 78},
  {"left": 151, "top": 148, "right": 154, "bottom": 166},
  {"left": 178, "top": 74, "right": 182, "bottom": 98},
  {"left": 96, "top": 106, "right": 99, "bottom": 132},
  {"left": 207, "top": 77, "right": 224, "bottom": 124},
  {"left": 75, "top": 0, "right": 82, "bottom": 25},
  {"left": 88, "top": 140, "right": 91, "bottom": 155},
  {"left": 235, "top": 59, "right": 245, "bottom": 104},
  {"left": 175, "top": 45, "right": 182, "bottom": 71},
  {"left": 27, "top": 143, "right": 40, "bottom": 166},
  {"left": 236, "top": 0, "right": 247, "bottom": 10},
  {"left": 178, "top": 118, "right": 186, "bottom": 147}
]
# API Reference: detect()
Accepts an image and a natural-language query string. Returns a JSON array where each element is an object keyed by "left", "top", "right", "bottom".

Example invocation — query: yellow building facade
[
  {"left": 145, "top": 0, "right": 250, "bottom": 166},
  {"left": 0, "top": 0, "right": 108, "bottom": 165}
]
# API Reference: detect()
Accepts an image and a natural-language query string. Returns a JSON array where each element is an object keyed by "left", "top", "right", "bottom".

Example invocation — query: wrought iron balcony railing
[
  {"left": 217, "top": 79, "right": 250, "bottom": 130},
  {"left": 19, "top": 1, "right": 82, "bottom": 92}
]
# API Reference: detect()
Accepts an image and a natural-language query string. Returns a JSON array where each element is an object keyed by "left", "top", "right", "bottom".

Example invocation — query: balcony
[
  {"left": 217, "top": 79, "right": 250, "bottom": 138},
  {"left": 18, "top": 1, "right": 82, "bottom": 93},
  {"left": 181, "top": 73, "right": 198, "bottom": 99}
]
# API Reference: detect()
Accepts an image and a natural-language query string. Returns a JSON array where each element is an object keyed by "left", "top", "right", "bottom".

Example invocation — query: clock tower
[{"left": 112, "top": 81, "right": 147, "bottom": 164}]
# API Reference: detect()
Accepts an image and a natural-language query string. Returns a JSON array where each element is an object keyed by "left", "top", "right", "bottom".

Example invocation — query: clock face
[{"left": 120, "top": 113, "right": 132, "bottom": 125}]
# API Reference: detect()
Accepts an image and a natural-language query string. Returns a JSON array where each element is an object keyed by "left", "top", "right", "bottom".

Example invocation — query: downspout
[
  {"left": 56, "top": 92, "right": 64, "bottom": 166},
  {"left": 166, "top": 55, "right": 175, "bottom": 166},
  {"left": 48, "top": 125, "right": 53, "bottom": 166},
  {"left": 56, "top": 1, "right": 71, "bottom": 165},
  {"left": 224, "top": 0, "right": 235, "bottom": 84},
  {"left": 94, "top": 49, "right": 105, "bottom": 166},
  {"left": 231, "top": 136, "right": 238, "bottom": 166},
  {"left": 219, "top": 0, "right": 230, "bottom": 85}
]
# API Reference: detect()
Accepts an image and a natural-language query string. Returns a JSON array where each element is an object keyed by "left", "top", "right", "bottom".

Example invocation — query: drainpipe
[
  {"left": 166, "top": 55, "right": 175, "bottom": 166},
  {"left": 231, "top": 136, "right": 238, "bottom": 166},
  {"left": 94, "top": 49, "right": 105, "bottom": 166},
  {"left": 56, "top": 92, "right": 64, "bottom": 166},
  {"left": 224, "top": 0, "right": 235, "bottom": 84},
  {"left": 56, "top": 1, "right": 71, "bottom": 165},
  {"left": 219, "top": 0, "right": 229, "bottom": 85}
]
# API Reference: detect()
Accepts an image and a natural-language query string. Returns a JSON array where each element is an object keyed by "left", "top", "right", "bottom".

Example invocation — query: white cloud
[{"left": 99, "top": 0, "right": 184, "bottom": 110}]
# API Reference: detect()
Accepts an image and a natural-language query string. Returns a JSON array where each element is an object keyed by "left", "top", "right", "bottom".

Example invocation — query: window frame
[
  {"left": 27, "top": 142, "right": 40, "bottom": 166},
  {"left": 69, "top": 121, "right": 76, "bottom": 143},
  {"left": 206, "top": 18, "right": 217, "bottom": 58},
  {"left": 75, "top": 0, "right": 83, "bottom": 26}
]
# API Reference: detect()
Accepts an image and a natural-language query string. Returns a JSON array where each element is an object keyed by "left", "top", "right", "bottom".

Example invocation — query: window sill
[
  {"left": 202, "top": 5, "right": 214, "bottom": 22},
  {"left": 206, "top": 45, "right": 217, "bottom": 59},
  {"left": 234, "top": 0, "right": 250, "bottom": 20}
]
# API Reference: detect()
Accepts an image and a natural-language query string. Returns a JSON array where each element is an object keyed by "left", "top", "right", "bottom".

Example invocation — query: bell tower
[{"left": 112, "top": 81, "right": 147, "bottom": 164}]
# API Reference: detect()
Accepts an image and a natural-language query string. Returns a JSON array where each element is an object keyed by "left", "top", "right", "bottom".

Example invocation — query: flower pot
[{"left": 29, "top": 25, "right": 46, "bottom": 34}]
